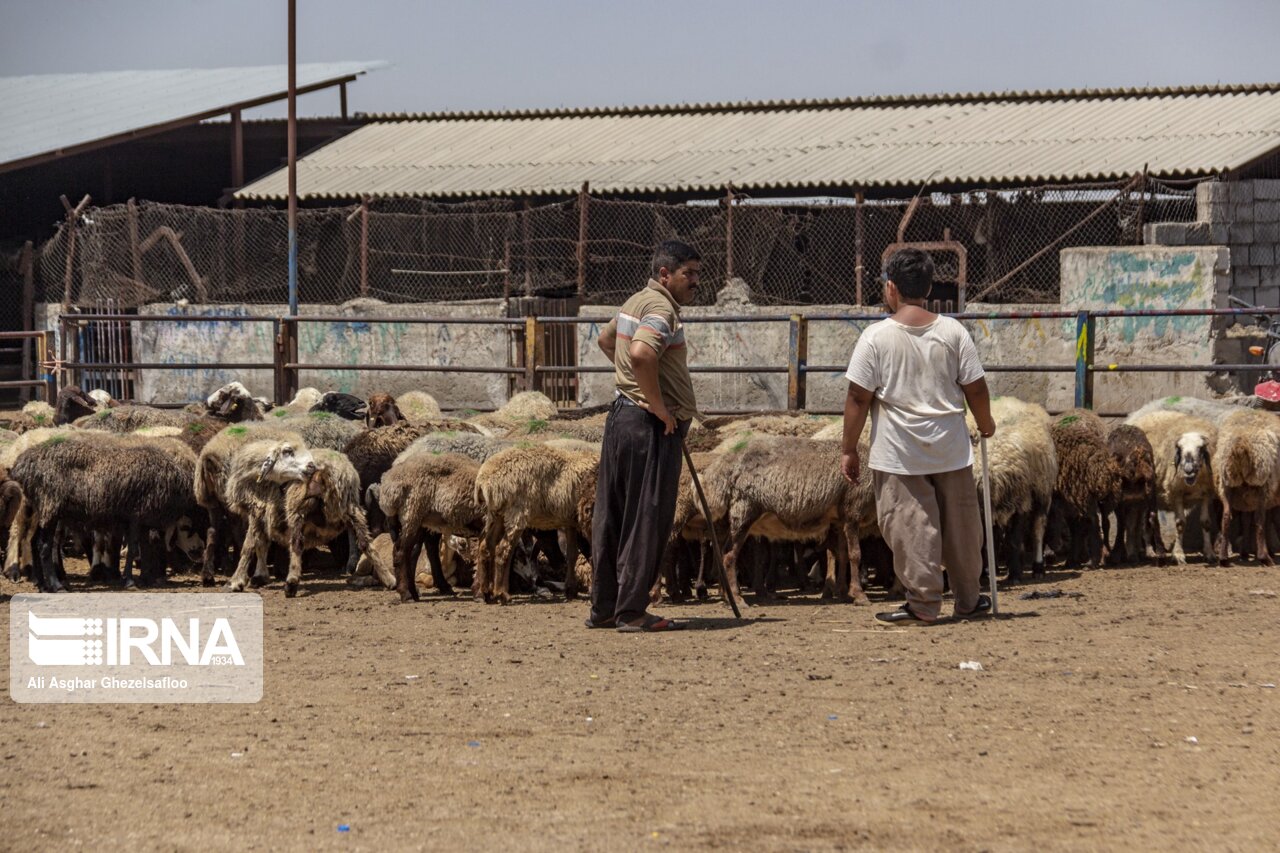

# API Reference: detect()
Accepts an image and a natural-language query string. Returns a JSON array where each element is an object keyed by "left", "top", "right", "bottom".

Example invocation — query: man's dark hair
[
  {"left": 885, "top": 248, "right": 934, "bottom": 299},
  {"left": 651, "top": 240, "right": 702, "bottom": 277}
]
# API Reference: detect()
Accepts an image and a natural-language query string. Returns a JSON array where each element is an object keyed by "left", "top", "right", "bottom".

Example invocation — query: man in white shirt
[{"left": 842, "top": 248, "right": 997, "bottom": 624}]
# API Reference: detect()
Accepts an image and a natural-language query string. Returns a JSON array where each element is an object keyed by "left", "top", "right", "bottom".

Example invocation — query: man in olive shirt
[{"left": 587, "top": 240, "right": 701, "bottom": 632}]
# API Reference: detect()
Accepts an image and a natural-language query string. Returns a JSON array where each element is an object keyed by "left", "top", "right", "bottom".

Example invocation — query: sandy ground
[{"left": 2, "top": 558, "right": 1279, "bottom": 852}]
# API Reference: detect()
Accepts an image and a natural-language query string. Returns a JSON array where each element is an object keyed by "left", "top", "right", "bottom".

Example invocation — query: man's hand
[
  {"left": 641, "top": 401, "right": 677, "bottom": 435},
  {"left": 840, "top": 448, "right": 860, "bottom": 484},
  {"left": 976, "top": 416, "right": 997, "bottom": 438}
]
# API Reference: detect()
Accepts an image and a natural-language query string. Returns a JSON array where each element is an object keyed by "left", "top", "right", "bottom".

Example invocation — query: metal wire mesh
[{"left": 36, "top": 176, "right": 1199, "bottom": 310}]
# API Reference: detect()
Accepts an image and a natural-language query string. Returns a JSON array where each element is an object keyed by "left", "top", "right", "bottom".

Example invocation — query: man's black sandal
[
  {"left": 874, "top": 604, "right": 934, "bottom": 625},
  {"left": 954, "top": 594, "right": 993, "bottom": 621}
]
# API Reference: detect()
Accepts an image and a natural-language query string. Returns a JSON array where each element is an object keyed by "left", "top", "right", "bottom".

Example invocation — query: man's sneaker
[
  {"left": 874, "top": 604, "right": 935, "bottom": 625},
  {"left": 954, "top": 594, "right": 992, "bottom": 620}
]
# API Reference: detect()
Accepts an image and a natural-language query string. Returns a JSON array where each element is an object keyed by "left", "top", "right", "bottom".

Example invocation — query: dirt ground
[{"left": 2, "top": 557, "right": 1279, "bottom": 852}]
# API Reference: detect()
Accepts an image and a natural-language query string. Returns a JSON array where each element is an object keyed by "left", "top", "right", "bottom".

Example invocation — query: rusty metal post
[
  {"left": 359, "top": 196, "right": 369, "bottom": 297},
  {"left": 503, "top": 239, "right": 511, "bottom": 301},
  {"left": 339, "top": 82, "right": 348, "bottom": 120},
  {"left": 20, "top": 241, "right": 33, "bottom": 402},
  {"left": 854, "top": 191, "right": 865, "bottom": 305},
  {"left": 1074, "top": 311, "right": 1096, "bottom": 409},
  {"left": 521, "top": 199, "right": 532, "bottom": 297},
  {"left": 725, "top": 186, "right": 735, "bottom": 280},
  {"left": 787, "top": 314, "right": 808, "bottom": 410},
  {"left": 286, "top": 0, "right": 299, "bottom": 316},
  {"left": 524, "top": 316, "right": 541, "bottom": 393},
  {"left": 230, "top": 109, "right": 245, "bottom": 191},
  {"left": 60, "top": 194, "right": 90, "bottom": 307},
  {"left": 576, "top": 182, "right": 589, "bottom": 300},
  {"left": 126, "top": 198, "right": 143, "bottom": 284},
  {"left": 39, "top": 329, "right": 57, "bottom": 402},
  {"left": 1135, "top": 166, "right": 1149, "bottom": 245}
]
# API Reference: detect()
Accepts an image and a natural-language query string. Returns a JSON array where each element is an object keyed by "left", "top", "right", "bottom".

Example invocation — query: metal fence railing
[{"left": 46, "top": 307, "right": 1274, "bottom": 416}]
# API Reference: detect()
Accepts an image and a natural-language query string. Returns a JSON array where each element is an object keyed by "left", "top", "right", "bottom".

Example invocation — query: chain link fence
[{"left": 31, "top": 175, "right": 1198, "bottom": 310}]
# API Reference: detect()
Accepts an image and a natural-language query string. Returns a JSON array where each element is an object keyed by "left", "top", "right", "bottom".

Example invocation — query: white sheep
[
  {"left": 1212, "top": 408, "right": 1280, "bottom": 565},
  {"left": 1127, "top": 410, "right": 1218, "bottom": 564}
]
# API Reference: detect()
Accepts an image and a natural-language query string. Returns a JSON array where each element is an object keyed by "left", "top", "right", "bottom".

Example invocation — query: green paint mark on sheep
[
  {"left": 187, "top": 422, "right": 206, "bottom": 434},
  {"left": 731, "top": 439, "right": 749, "bottom": 452},
  {"left": 273, "top": 409, "right": 291, "bottom": 418},
  {"left": 525, "top": 419, "right": 549, "bottom": 433},
  {"left": 227, "top": 426, "right": 248, "bottom": 436},
  {"left": 46, "top": 435, "right": 68, "bottom": 445},
  {"left": 95, "top": 409, "right": 111, "bottom": 420},
  {"left": 443, "top": 430, "right": 457, "bottom": 438},
  {"left": 309, "top": 411, "right": 333, "bottom": 420},
  {"left": 1058, "top": 415, "right": 1079, "bottom": 426},
  {"left": 1164, "top": 395, "right": 1182, "bottom": 404}
]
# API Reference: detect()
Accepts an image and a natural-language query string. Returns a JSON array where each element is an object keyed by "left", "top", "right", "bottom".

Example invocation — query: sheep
[
  {"left": 271, "top": 411, "right": 365, "bottom": 451},
  {"left": 195, "top": 423, "right": 307, "bottom": 584},
  {"left": 465, "top": 391, "right": 558, "bottom": 432},
  {"left": 1102, "top": 424, "right": 1166, "bottom": 565},
  {"left": 205, "top": 380, "right": 266, "bottom": 421},
  {"left": 1129, "top": 395, "right": 1258, "bottom": 424},
  {"left": 504, "top": 416, "right": 607, "bottom": 443},
  {"left": 1212, "top": 408, "right": 1280, "bottom": 566},
  {"left": 396, "top": 390, "right": 443, "bottom": 423},
  {"left": 964, "top": 397, "right": 1058, "bottom": 581},
  {"left": 305, "top": 391, "right": 367, "bottom": 421},
  {"left": 74, "top": 405, "right": 194, "bottom": 433},
  {"left": 88, "top": 389, "right": 116, "bottom": 408},
  {"left": 716, "top": 436, "right": 876, "bottom": 605},
  {"left": 399, "top": 431, "right": 514, "bottom": 463},
  {"left": 1, "top": 427, "right": 77, "bottom": 581},
  {"left": 222, "top": 439, "right": 315, "bottom": 593},
  {"left": 54, "top": 387, "right": 101, "bottom": 425},
  {"left": 1127, "top": 410, "right": 1219, "bottom": 564},
  {"left": 9, "top": 432, "right": 204, "bottom": 591},
  {"left": 278, "top": 386, "right": 325, "bottom": 415},
  {"left": 473, "top": 444, "right": 598, "bottom": 603},
  {"left": 709, "top": 413, "right": 836, "bottom": 438},
  {"left": 364, "top": 392, "right": 405, "bottom": 427},
  {"left": 1047, "top": 414, "right": 1122, "bottom": 570},
  {"left": 377, "top": 450, "right": 484, "bottom": 601}
]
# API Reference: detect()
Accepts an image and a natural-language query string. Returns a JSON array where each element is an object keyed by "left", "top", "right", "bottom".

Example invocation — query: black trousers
[{"left": 590, "top": 398, "right": 689, "bottom": 624}]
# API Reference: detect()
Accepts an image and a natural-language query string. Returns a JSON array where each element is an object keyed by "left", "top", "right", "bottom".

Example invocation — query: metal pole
[
  {"left": 854, "top": 190, "right": 865, "bottom": 305},
  {"left": 1074, "top": 311, "right": 1095, "bottom": 409},
  {"left": 787, "top": 314, "right": 807, "bottom": 411},
  {"left": 359, "top": 196, "right": 369, "bottom": 297},
  {"left": 576, "top": 182, "right": 589, "bottom": 300},
  {"left": 286, "top": 0, "right": 299, "bottom": 316},
  {"left": 725, "top": 185, "right": 735, "bottom": 280},
  {"left": 980, "top": 436, "right": 999, "bottom": 616},
  {"left": 20, "top": 241, "right": 33, "bottom": 403}
]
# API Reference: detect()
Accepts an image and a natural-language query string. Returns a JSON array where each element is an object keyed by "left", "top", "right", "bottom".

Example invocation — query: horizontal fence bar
[
  {"left": 536, "top": 365, "right": 789, "bottom": 375},
  {"left": 62, "top": 314, "right": 280, "bottom": 323},
  {"left": 1089, "top": 364, "right": 1277, "bottom": 373},
  {"left": 0, "top": 379, "right": 49, "bottom": 388},
  {"left": 0, "top": 331, "right": 49, "bottom": 341},
  {"left": 286, "top": 362, "right": 525, "bottom": 375},
  {"left": 288, "top": 315, "right": 525, "bottom": 326},
  {"left": 63, "top": 362, "right": 275, "bottom": 370}
]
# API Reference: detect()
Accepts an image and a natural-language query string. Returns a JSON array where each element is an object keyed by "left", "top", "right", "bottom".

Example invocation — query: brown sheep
[
  {"left": 1048, "top": 414, "right": 1122, "bottom": 569},
  {"left": 1102, "top": 424, "right": 1166, "bottom": 565},
  {"left": 365, "top": 392, "right": 406, "bottom": 427}
]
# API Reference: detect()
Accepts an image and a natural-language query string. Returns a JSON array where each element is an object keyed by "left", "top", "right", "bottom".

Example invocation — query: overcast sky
[{"left": 4, "top": 0, "right": 1278, "bottom": 118}]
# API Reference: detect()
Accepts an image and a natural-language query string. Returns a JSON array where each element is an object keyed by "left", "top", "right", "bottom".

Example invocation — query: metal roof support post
[
  {"left": 725, "top": 186, "right": 735, "bottom": 280},
  {"left": 787, "top": 314, "right": 808, "bottom": 411},
  {"left": 854, "top": 190, "right": 865, "bottom": 306},
  {"left": 286, "top": 0, "right": 299, "bottom": 316},
  {"left": 576, "top": 182, "right": 589, "bottom": 300}
]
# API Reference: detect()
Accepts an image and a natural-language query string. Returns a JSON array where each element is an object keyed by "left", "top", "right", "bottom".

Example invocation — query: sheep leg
[
  {"left": 492, "top": 526, "right": 521, "bottom": 605},
  {"left": 346, "top": 506, "right": 394, "bottom": 591},
  {"left": 1217, "top": 502, "right": 1233, "bottom": 567},
  {"left": 285, "top": 524, "right": 306, "bottom": 598},
  {"left": 420, "top": 530, "right": 454, "bottom": 596},
  {"left": 4, "top": 498, "right": 30, "bottom": 582},
  {"left": 35, "top": 524, "right": 65, "bottom": 593},
  {"left": 393, "top": 517, "right": 422, "bottom": 602},
  {"left": 1166, "top": 498, "right": 1187, "bottom": 565},
  {"left": 1201, "top": 499, "right": 1220, "bottom": 565},
  {"left": 123, "top": 522, "right": 141, "bottom": 589},
  {"left": 227, "top": 517, "right": 263, "bottom": 592},
  {"left": 695, "top": 541, "right": 711, "bottom": 600},
  {"left": 201, "top": 504, "right": 224, "bottom": 586},
  {"left": 723, "top": 504, "right": 761, "bottom": 606},
  {"left": 341, "top": 529, "right": 360, "bottom": 576},
  {"left": 838, "top": 524, "right": 870, "bottom": 605},
  {"left": 1255, "top": 510, "right": 1274, "bottom": 567},
  {"left": 1145, "top": 495, "right": 1167, "bottom": 566},
  {"left": 473, "top": 521, "right": 501, "bottom": 602},
  {"left": 562, "top": 529, "right": 581, "bottom": 600},
  {"left": 52, "top": 522, "right": 70, "bottom": 589}
]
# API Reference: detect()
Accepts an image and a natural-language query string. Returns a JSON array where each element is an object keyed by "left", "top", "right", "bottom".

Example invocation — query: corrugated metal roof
[
  {"left": 0, "top": 62, "right": 383, "bottom": 172},
  {"left": 236, "top": 83, "right": 1280, "bottom": 200}
]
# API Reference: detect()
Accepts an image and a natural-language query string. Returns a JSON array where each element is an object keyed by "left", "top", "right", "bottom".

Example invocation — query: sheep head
[
  {"left": 55, "top": 386, "right": 99, "bottom": 425},
  {"left": 365, "top": 393, "right": 405, "bottom": 428},
  {"left": 258, "top": 442, "right": 316, "bottom": 484},
  {"left": 165, "top": 514, "right": 207, "bottom": 565},
  {"left": 298, "top": 464, "right": 334, "bottom": 518},
  {"left": 208, "top": 381, "right": 265, "bottom": 422},
  {"left": 1175, "top": 432, "right": 1212, "bottom": 486}
]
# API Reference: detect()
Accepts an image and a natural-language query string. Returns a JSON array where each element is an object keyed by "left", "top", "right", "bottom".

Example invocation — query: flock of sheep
[{"left": 1, "top": 381, "right": 1278, "bottom": 604}]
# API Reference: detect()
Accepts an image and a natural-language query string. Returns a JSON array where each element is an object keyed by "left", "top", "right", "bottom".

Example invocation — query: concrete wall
[
  {"left": 579, "top": 247, "right": 1230, "bottom": 415},
  {"left": 39, "top": 299, "right": 510, "bottom": 409}
]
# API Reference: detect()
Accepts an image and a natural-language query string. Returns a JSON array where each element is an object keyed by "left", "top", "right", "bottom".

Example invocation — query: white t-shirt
[{"left": 845, "top": 315, "right": 985, "bottom": 476}]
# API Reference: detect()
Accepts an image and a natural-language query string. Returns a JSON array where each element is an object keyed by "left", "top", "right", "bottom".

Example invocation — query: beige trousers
[{"left": 873, "top": 466, "right": 983, "bottom": 620}]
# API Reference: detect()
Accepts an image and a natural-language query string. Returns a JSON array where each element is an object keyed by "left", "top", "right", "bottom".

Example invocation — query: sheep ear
[
  {"left": 1200, "top": 445, "right": 1210, "bottom": 464},
  {"left": 1173, "top": 446, "right": 1182, "bottom": 467},
  {"left": 258, "top": 449, "right": 280, "bottom": 482}
]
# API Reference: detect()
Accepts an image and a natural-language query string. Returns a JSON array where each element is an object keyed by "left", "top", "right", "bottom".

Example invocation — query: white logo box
[{"left": 10, "top": 593, "right": 263, "bottom": 704}]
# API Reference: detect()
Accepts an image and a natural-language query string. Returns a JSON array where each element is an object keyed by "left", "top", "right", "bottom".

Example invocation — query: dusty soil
[{"left": 2, "top": 558, "right": 1279, "bottom": 852}]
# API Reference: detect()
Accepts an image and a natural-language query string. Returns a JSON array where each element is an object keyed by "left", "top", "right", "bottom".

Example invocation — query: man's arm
[
  {"left": 597, "top": 319, "right": 617, "bottom": 362},
  {"left": 961, "top": 377, "right": 996, "bottom": 438},
  {"left": 629, "top": 341, "right": 676, "bottom": 435},
  {"left": 841, "top": 382, "right": 874, "bottom": 484}
]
